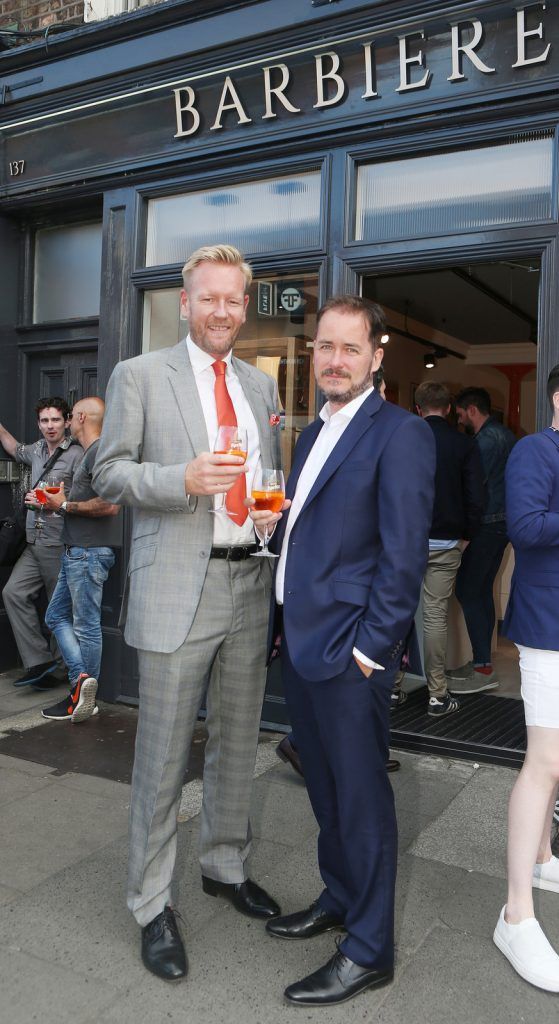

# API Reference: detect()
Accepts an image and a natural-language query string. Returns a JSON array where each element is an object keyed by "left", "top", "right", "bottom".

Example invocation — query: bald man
[{"left": 41, "top": 397, "right": 121, "bottom": 722}]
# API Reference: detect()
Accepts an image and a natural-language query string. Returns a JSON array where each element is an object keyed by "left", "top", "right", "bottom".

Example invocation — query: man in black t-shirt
[{"left": 40, "top": 397, "right": 121, "bottom": 722}]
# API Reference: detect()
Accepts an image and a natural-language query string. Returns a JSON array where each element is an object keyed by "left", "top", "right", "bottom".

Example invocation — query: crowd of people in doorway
[{"left": 1, "top": 241, "right": 559, "bottom": 1002}]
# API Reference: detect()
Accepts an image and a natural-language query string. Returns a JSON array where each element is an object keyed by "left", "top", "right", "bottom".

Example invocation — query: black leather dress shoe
[
  {"left": 266, "top": 900, "right": 344, "bottom": 939},
  {"left": 387, "top": 759, "right": 401, "bottom": 773},
  {"left": 284, "top": 950, "right": 393, "bottom": 1005},
  {"left": 141, "top": 906, "right": 188, "bottom": 982},
  {"left": 276, "top": 736, "right": 304, "bottom": 777},
  {"left": 201, "top": 876, "right": 280, "bottom": 918}
]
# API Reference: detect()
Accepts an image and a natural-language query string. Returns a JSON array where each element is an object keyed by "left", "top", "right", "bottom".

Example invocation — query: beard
[{"left": 319, "top": 369, "right": 375, "bottom": 406}]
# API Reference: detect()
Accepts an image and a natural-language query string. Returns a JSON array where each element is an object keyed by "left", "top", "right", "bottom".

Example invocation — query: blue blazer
[
  {"left": 502, "top": 428, "right": 559, "bottom": 652},
  {"left": 271, "top": 390, "right": 436, "bottom": 681}
]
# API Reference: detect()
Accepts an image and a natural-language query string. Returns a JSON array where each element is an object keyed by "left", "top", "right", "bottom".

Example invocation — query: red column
[{"left": 492, "top": 363, "right": 536, "bottom": 435}]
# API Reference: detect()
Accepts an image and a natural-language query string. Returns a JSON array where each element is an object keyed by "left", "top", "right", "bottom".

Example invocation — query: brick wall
[{"left": 0, "top": 0, "right": 85, "bottom": 32}]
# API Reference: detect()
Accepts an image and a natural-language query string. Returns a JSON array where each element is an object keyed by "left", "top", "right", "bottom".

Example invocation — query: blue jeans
[
  {"left": 455, "top": 525, "right": 508, "bottom": 665},
  {"left": 45, "top": 546, "right": 115, "bottom": 684}
]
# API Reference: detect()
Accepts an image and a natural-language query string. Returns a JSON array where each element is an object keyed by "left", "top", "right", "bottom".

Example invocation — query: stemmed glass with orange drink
[
  {"left": 250, "top": 468, "right": 285, "bottom": 558},
  {"left": 34, "top": 474, "right": 62, "bottom": 529},
  {"left": 210, "top": 426, "right": 248, "bottom": 516}
]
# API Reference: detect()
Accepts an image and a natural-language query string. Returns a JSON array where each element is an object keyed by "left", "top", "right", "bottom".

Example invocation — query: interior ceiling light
[
  {"left": 424, "top": 353, "right": 436, "bottom": 369},
  {"left": 380, "top": 334, "right": 390, "bottom": 344}
]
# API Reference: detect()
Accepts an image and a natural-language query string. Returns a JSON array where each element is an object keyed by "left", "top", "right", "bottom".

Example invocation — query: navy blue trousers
[{"left": 282, "top": 641, "right": 397, "bottom": 969}]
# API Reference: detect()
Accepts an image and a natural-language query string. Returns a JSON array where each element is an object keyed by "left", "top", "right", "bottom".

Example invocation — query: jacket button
[{"left": 200, "top": 551, "right": 206, "bottom": 558}]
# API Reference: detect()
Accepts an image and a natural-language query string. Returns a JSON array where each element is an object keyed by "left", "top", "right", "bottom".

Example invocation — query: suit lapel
[
  {"left": 299, "top": 390, "right": 384, "bottom": 515},
  {"left": 233, "top": 357, "right": 274, "bottom": 466},
  {"left": 166, "top": 342, "right": 210, "bottom": 455}
]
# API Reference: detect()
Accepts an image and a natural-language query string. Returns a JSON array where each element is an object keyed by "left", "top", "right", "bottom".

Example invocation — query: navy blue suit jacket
[
  {"left": 502, "top": 428, "right": 559, "bottom": 652},
  {"left": 272, "top": 390, "right": 436, "bottom": 681}
]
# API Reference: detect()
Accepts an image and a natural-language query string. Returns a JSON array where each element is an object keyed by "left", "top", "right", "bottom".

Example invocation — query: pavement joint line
[{"left": 0, "top": 706, "right": 45, "bottom": 737}]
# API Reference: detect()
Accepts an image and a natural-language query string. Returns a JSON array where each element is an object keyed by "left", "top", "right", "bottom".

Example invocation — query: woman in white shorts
[{"left": 493, "top": 364, "right": 559, "bottom": 993}]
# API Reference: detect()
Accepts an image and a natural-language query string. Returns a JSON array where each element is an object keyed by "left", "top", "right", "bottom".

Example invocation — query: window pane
[
  {"left": 143, "top": 272, "right": 318, "bottom": 473},
  {"left": 34, "top": 222, "right": 103, "bottom": 321},
  {"left": 145, "top": 173, "right": 322, "bottom": 266},
  {"left": 355, "top": 135, "right": 553, "bottom": 243}
]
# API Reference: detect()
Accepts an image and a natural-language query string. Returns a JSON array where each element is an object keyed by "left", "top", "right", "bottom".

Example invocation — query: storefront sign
[
  {"left": 173, "top": 5, "right": 554, "bottom": 140},
  {"left": 2, "top": 1, "right": 559, "bottom": 193}
]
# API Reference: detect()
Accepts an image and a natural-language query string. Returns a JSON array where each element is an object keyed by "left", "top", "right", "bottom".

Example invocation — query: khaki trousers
[{"left": 394, "top": 545, "right": 462, "bottom": 700}]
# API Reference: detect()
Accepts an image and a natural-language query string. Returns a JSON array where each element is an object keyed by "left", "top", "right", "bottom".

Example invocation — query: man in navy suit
[
  {"left": 249, "top": 296, "right": 435, "bottom": 1006},
  {"left": 493, "top": 364, "right": 559, "bottom": 992}
]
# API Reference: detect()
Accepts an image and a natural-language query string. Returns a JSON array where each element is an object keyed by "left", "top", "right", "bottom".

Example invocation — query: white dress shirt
[
  {"left": 186, "top": 335, "right": 260, "bottom": 546},
  {"left": 276, "top": 385, "right": 383, "bottom": 670}
]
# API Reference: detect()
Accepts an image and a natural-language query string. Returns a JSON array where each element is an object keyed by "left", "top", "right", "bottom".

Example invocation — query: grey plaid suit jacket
[{"left": 93, "top": 341, "right": 281, "bottom": 654}]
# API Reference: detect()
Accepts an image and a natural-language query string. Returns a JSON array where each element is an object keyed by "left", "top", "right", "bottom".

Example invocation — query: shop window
[
  {"left": 33, "top": 222, "right": 103, "bottom": 322},
  {"left": 354, "top": 133, "right": 553, "bottom": 243},
  {"left": 145, "top": 172, "right": 322, "bottom": 266},
  {"left": 142, "top": 272, "right": 318, "bottom": 473}
]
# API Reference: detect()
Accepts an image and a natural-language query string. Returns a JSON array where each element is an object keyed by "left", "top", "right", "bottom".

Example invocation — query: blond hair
[{"left": 181, "top": 244, "right": 253, "bottom": 291}]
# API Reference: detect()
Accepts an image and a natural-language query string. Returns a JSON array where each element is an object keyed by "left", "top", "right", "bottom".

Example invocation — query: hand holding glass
[
  {"left": 251, "top": 468, "right": 285, "bottom": 558},
  {"left": 210, "top": 426, "right": 248, "bottom": 516}
]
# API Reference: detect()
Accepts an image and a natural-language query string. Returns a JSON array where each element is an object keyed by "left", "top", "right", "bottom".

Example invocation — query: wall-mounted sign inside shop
[
  {"left": 173, "top": 5, "right": 553, "bottom": 140},
  {"left": 257, "top": 281, "right": 276, "bottom": 316}
]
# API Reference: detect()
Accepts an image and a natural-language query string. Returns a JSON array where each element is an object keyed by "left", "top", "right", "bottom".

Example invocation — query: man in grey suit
[{"left": 93, "top": 244, "right": 282, "bottom": 982}]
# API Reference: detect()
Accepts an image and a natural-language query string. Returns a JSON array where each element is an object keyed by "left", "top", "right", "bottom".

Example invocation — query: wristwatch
[{"left": 60, "top": 501, "right": 68, "bottom": 513}]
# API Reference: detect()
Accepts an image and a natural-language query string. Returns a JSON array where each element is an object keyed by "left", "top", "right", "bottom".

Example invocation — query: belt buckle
[{"left": 229, "top": 546, "right": 242, "bottom": 561}]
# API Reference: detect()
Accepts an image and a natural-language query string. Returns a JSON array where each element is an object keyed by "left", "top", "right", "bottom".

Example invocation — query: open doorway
[{"left": 363, "top": 258, "right": 540, "bottom": 761}]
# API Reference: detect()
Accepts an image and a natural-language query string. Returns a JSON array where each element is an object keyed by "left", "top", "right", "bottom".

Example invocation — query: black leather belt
[{"left": 209, "top": 544, "right": 259, "bottom": 561}]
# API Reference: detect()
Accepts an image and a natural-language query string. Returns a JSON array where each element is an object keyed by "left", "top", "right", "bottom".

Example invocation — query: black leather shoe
[
  {"left": 387, "top": 759, "right": 401, "bottom": 773},
  {"left": 266, "top": 900, "right": 344, "bottom": 939},
  {"left": 201, "top": 876, "right": 280, "bottom": 918},
  {"left": 141, "top": 906, "right": 188, "bottom": 982},
  {"left": 284, "top": 950, "right": 393, "bottom": 1005},
  {"left": 276, "top": 736, "right": 304, "bottom": 777}
]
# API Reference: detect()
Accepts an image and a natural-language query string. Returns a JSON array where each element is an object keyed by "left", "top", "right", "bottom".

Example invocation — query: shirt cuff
[{"left": 353, "top": 647, "right": 384, "bottom": 671}]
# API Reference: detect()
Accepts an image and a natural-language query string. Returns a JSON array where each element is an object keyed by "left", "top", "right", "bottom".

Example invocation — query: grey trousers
[
  {"left": 2, "top": 542, "right": 64, "bottom": 669},
  {"left": 127, "top": 557, "right": 270, "bottom": 926}
]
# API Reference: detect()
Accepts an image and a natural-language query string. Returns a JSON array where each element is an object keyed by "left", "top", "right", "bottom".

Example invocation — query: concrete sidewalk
[{"left": 0, "top": 667, "right": 558, "bottom": 1023}]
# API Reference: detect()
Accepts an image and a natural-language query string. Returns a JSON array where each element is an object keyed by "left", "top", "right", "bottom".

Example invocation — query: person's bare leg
[
  {"left": 536, "top": 784, "right": 558, "bottom": 865},
  {"left": 506, "top": 726, "right": 559, "bottom": 924}
]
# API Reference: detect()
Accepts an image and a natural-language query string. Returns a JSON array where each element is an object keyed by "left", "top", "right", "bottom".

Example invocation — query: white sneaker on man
[
  {"left": 533, "top": 855, "right": 559, "bottom": 893},
  {"left": 493, "top": 906, "right": 559, "bottom": 991}
]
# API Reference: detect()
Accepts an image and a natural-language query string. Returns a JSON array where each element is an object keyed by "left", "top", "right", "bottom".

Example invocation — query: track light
[
  {"left": 380, "top": 334, "right": 390, "bottom": 345},
  {"left": 424, "top": 353, "right": 436, "bottom": 369}
]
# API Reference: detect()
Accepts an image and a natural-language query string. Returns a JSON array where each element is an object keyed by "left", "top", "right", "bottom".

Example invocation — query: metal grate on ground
[{"left": 390, "top": 689, "right": 526, "bottom": 768}]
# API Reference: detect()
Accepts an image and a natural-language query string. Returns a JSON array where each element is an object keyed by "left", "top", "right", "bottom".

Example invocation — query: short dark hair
[
  {"left": 415, "top": 381, "right": 451, "bottom": 412},
  {"left": 547, "top": 364, "right": 559, "bottom": 410},
  {"left": 455, "top": 387, "right": 491, "bottom": 416},
  {"left": 373, "top": 366, "right": 385, "bottom": 389},
  {"left": 35, "top": 396, "right": 71, "bottom": 419},
  {"left": 316, "top": 295, "right": 386, "bottom": 350}
]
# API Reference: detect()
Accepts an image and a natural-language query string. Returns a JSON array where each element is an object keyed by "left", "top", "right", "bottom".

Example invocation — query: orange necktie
[{"left": 212, "top": 360, "right": 248, "bottom": 525}]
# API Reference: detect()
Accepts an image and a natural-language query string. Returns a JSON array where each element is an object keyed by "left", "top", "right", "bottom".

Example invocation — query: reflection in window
[
  {"left": 142, "top": 273, "right": 318, "bottom": 472},
  {"left": 145, "top": 172, "right": 322, "bottom": 266},
  {"left": 355, "top": 134, "right": 553, "bottom": 243},
  {"left": 34, "top": 222, "right": 103, "bottom": 322}
]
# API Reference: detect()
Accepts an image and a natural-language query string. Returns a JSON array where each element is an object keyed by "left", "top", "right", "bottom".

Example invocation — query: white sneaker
[
  {"left": 533, "top": 856, "right": 559, "bottom": 893},
  {"left": 493, "top": 905, "right": 559, "bottom": 992}
]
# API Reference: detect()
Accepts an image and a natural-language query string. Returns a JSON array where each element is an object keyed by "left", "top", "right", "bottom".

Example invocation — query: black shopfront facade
[{"left": 0, "top": 0, "right": 558, "bottom": 740}]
